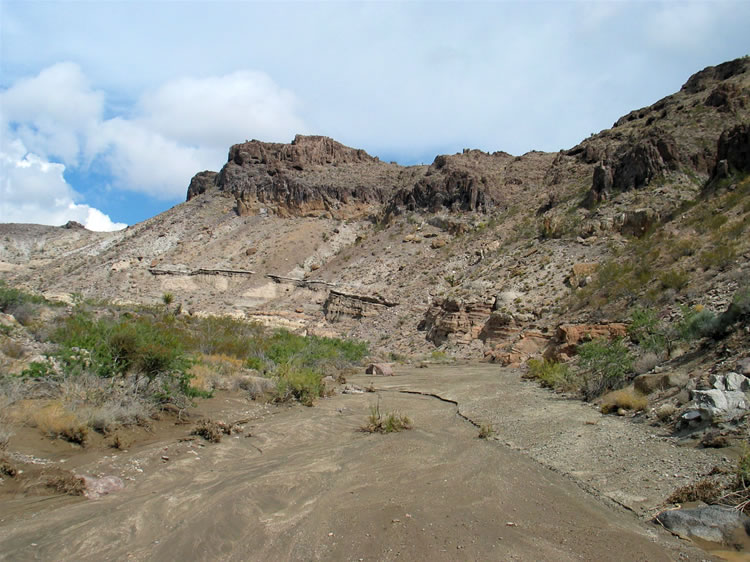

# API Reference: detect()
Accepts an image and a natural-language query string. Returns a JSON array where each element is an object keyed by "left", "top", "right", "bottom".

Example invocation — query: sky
[{"left": 1, "top": 1, "right": 749, "bottom": 230}]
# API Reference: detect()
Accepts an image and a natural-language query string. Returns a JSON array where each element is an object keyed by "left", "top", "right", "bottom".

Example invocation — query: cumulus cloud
[
  {"left": 0, "top": 138, "right": 126, "bottom": 231},
  {"left": 137, "top": 70, "right": 307, "bottom": 148},
  {"left": 1, "top": 63, "right": 308, "bottom": 219}
]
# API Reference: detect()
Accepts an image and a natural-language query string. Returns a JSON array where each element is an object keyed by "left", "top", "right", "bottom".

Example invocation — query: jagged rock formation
[
  {"left": 2, "top": 57, "right": 750, "bottom": 368},
  {"left": 187, "top": 135, "right": 412, "bottom": 218}
]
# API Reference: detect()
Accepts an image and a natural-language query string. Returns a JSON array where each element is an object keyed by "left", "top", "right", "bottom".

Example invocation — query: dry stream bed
[{"left": 0, "top": 364, "right": 733, "bottom": 560}]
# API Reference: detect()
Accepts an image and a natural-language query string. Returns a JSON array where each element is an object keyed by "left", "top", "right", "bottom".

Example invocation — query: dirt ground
[{"left": 0, "top": 364, "right": 733, "bottom": 561}]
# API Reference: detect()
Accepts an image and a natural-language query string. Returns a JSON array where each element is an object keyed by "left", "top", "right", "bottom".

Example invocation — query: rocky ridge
[{"left": 1, "top": 57, "right": 749, "bottom": 365}]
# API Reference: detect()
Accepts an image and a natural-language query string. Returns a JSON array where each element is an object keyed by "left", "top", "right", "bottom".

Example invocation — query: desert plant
[
  {"left": 675, "top": 306, "right": 719, "bottom": 341},
  {"left": 478, "top": 423, "right": 496, "bottom": 439},
  {"left": 577, "top": 338, "right": 634, "bottom": 400},
  {"left": 161, "top": 292, "right": 174, "bottom": 306},
  {"left": 525, "top": 358, "right": 578, "bottom": 391},
  {"left": 361, "top": 400, "right": 412, "bottom": 433},
  {"left": 599, "top": 388, "right": 647, "bottom": 414},
  {"left": 628, "top": 307, "right": 668, "bottom": 355}
]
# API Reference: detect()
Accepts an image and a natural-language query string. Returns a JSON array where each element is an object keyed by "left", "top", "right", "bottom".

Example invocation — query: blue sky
[{"left": 1, "top": 1, "right": 749, "bottom": 230}]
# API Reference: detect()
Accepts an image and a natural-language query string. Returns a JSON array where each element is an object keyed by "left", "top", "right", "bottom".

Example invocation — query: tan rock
[{"left": 365, "top": 363, "right": 394, "bottom": 376}]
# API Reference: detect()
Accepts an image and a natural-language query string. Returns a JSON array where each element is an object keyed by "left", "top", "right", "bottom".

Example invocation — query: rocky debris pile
[{"left": 679, "top": 372, "right": 750, "bottom": 430}]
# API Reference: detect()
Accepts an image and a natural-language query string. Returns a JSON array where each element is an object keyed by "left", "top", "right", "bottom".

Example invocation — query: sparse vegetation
[
  {"left": 599, "top": 388, "right": 648, "bottom": 414},
  {"left": 361, "top": 400, "right": 412, "bottom": 434},
  {"left": 0, "top": 284, "right": 369, "bottom": 444},
  {"left": 577, "top": 338, "right": 634, "bottom": 400},
  {"left": 525, "top": 358, "right": 578, "bottom": 392},
  {"left": 478, "top": 423, "right": 496, "bottom": 439}
]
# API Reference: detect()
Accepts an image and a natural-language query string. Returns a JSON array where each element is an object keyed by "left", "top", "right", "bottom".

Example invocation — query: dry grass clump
[
  {"left": 191, "top": 419, "right": 235, "bottom": 443},
  {"left": 0, "top": 457, "right": 18, "bottom": 477},
  {"left": 599, "top": 388, "right": 648, "bottom": 414},
  {"left": 478, "top": 423, "right": 497, "bottom": 439},
  {"left": 361, "top": 402, "right": 412, "bottom": 434},
  {"left": 37, "top": 468, "right": 86, "bottom": 496},
  {"left": 28, "top": 401, "right": 89, "bottom": 445},
  {"left": 667, "top": 478, "right": 722, "bottom": 504}
]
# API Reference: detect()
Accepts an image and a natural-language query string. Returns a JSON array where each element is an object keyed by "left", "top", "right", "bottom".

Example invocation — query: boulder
[
  {"left": 634, "top": 372, "right": 689, "bottom": 395},
  {"left": 366, "top": 363, "right": 394, "bottom": 376},
  {"left": 654, "top": 505, "right": 750, "bottom": 546},
  {"left": 710, "top": 372, "right": 750, "bottom": 392}
]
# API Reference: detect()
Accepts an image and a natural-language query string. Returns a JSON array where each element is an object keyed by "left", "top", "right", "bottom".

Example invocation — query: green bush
[
  {"left": 274, "top": 364, "right": 325, "bottom": 407},
  {"left": 51, "top": 311, "right": 193, "bottom": 399},
  {"left": 0, "top": 281, "right": 47, "bottom": 312},
  {"left": 577, "top": 338, "right": 634, "bottom": 400},
  {"left": 675, "top": 306, "right": 719, "bottom": 341},
  {"left": 659, "top": 269, "right": 689, "bottom": 291},
  {"left": 525, "top": 358, "right": 577, "bottom": 391},
  {"left": 628, "top": 307, "right": 668, "bottom": 355}
]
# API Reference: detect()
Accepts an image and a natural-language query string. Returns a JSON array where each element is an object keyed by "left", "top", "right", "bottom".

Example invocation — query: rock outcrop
[
  {"left": 186, "top": 171, "right": 219, "bottom": 200},
  {"left": 418, "top": 297, "right": 495, "bottom": 346},
  {"left": 323, "top": 290, "right": 398, "bottom": 323},
  {"left": 188, "top": 135, "right": 408, "bottom": 217}
]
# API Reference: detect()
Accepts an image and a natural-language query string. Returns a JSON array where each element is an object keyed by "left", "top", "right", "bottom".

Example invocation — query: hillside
[
  {"left": 2, "top": 57, "right": 750, "bottom": 558},
  {"left": 2, "top": 57, "right": 748, "bottom": 363}
]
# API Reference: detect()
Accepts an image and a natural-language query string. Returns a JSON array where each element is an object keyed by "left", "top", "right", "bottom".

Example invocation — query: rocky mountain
[{"left": 2, "top": 57, "right": 749, "bottom": 365}]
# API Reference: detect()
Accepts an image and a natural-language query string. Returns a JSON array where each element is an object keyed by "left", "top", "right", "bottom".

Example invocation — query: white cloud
[
  {"left": 137, "top": 70, "right": 307, "bottom": 148},
  {"left": 1, "top": 64, "right": 308, "bottom": 211},
  {"left": 0, "top": 138, "right": 126, "bottom": 231},
  {"left": 0, "top": 62, "right": 104, "bottom": 166}
]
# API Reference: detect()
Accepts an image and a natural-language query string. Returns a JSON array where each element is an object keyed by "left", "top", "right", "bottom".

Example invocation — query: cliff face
[{"left": 188, "top": 135, "right": 413, "bottom": 218}]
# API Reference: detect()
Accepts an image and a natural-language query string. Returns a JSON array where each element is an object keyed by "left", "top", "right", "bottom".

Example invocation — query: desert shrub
[
  {"left": 161, "top": 292, "right": 174, "bottom": 306},
  {"left": 361, "top": 401, "right": 412, "bottom": 433},
  {"left": 675, "top": 306, "right": 719, "bottom": 341},
  {"left": 628, "top": 307, "right": 667, "bottom": 355},
  {"left": 659, "top": 269, "right": 689, "bottom": 291},
  {"left": 1, "top": 340, "right": 25, "bottom": 359},
  {"left": 186, "top": 315, "right": 265, "bottom": 359},
  {"left": 0, "top": 282, "right": 47, "bottom": 312},
  {"left": 712, "top": 286, "right": 750, "bottom": 337},
  {"left": 634, "top": 352, "right": 660, "bottom": 374},
  {"left": 273, "top": 364, "right": 325, "bottom": 407},
  {"left": 265, "top": 330, "right": 368, "bottom": 371},
  {"left": 191, "top": 419, "right": 233, "bottom": 443},
  {"left": 31, "top": 401, "right": 89, "bottom": 445},
  {"left": 599, "top": 388, "right": 647, "bottom": 414},
  {"left": 525, "top": 358, "right": 578, "bottom": 391},
  {"left": 19, "top": 360, "right": 57, "bottom": 378},
  {"left": 577, "top": 338, "right": 634, "bottom": 400},
  {"left": 53, "top": 311, "right": 192, "bottom": 391},
  {"left": 38, "top": 468, "right": 86, "bottom": 496},
  {"left": 699, "top": 243, "right": 737, "bottom": 270}
]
